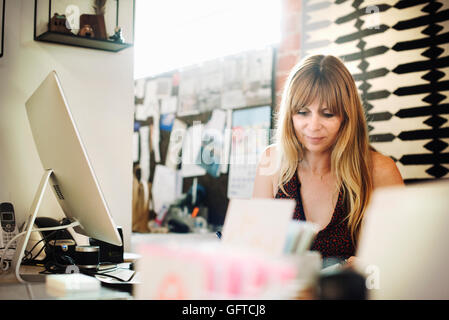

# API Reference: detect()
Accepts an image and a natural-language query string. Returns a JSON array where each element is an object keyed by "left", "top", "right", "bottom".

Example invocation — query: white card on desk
[{"left": 220, "top": 198, "right": 295, "bottom": 256}]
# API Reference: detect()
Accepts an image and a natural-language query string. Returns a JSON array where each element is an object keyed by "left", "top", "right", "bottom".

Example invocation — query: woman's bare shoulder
[
  {"left": 370, "top": 150, "right": 404, "bottom": 188},
  {"left": 257, "top": 144, "right": 280, "bottom": 175},
  {"left": 262, "top": 144, "right": 278, "bottom": 157},
  {"left": 252, "top": 144, "right": 281, "bottom": 198}
]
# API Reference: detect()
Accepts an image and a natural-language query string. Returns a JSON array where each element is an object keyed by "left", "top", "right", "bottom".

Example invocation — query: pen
[{"left": 216, "top": 231, "right": 222, "bottom": 239}]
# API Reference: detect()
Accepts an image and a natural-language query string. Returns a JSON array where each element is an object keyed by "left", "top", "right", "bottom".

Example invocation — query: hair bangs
[{"left": 290, "top": 70, "right": 344, "bottom": 118}]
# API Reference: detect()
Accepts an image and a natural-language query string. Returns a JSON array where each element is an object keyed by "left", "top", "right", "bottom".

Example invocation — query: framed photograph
[{"left": 0, "top": 0, "right": 4, "bottom": 58}]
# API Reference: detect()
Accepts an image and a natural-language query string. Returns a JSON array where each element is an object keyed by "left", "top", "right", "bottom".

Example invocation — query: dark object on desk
[
  {"left": 89, "top": 227, "right": 124, "bottom": 264},
  {"left": 216, "top": 231, "right": 222, "bottom": 239},
  {"left": 167, "top": 217, "right": 190, "bottom": 233},
  {"left": 74, "top": 245, "right": 100, "bottom": 269},
  {"left": 317, "top": 268, "right": 367, "bottom": 300},
  {"left": 22, "top": 217, "right": 76, "bottom": 265}
]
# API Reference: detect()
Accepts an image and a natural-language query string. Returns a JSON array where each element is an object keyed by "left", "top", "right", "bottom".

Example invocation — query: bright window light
[{"left": 134, "top": 0, "right": 281, "bottom": 79}]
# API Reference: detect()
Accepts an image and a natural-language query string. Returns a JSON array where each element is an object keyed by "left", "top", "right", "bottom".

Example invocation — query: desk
[
  {"left": 0, "top": 265, "right": 133, "bottom": 300},
  {"left": 0, "top": 282, "right": 131, "bottom": 300},
  {"left": 0, "top": 253, "right": 140, "bottom": 299}
]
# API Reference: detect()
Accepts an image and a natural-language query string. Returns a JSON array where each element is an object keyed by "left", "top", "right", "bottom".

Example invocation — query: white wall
[{"left": 0, "top": 0, "right": 134, "bottom": 251}]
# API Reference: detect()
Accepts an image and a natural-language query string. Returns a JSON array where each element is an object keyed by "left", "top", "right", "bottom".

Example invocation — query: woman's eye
[
  {"left": 297, "top": 110, "right": 308, "bottom": 115},
  {"left": 323, "top": 113, "right": 334, "bottom": 118}
]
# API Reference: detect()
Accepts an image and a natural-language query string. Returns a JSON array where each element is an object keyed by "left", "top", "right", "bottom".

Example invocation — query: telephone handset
[{"left": 0, "top": 202, "right": 19, "bottom": 261}]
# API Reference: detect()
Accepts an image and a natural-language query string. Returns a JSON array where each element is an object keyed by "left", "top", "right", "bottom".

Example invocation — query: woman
[{"left": 252, "top": 54, "right": 403, "bottom": 261}]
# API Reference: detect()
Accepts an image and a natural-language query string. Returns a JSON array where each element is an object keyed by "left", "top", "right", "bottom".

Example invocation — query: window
[{"left": 134, "top": 0, "right": 281, "bottom": 79}]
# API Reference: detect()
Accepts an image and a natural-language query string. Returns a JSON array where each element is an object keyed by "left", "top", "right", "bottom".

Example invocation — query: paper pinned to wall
[
  {"left": 221, "top": 109, "right": 233, "bottom": 174},
  {"left": 134, "top": 79, "right": 146, "bottom": 99},
  {"left": 151, "top": 164, "right": 183, "bottom": 215},
  {"left": 139, "top": 126, "right": 151, "bottom": 182},
  {"left": 136, "top": 97, "right": 158, "bottom": 121},
  {"left": 197, "top": 109, "right": 227, "bottom": 178},
  {"left": 181, "top": 124, "right": 206, "bottom": 178},
  {"left": 227, "top": 106, "right": 271, "bottom": 199},
  {"left": 166, "top": 119, "right": 187, "bottom": 170},
  {"left": 135, "top": 104, "right": 147, "bottom": 121},
  {"left": 151, "top": 102, "right": 161, "bottom": 163},
  {"left": 144, "top": 80, "right": 158, "bottom": 101},
  {"left": 133, "top": 131, "right": 139, "bottom": 163},
  {"left": 160, "top": 96, "right": 178, "bottom": 114}
]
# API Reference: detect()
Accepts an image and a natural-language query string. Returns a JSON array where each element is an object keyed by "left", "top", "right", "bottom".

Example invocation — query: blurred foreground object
[{"left": 356, "top": 180, "right": 449, "bottom": 299}]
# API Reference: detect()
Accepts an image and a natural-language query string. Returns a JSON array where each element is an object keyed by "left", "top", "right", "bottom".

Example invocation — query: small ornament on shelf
[
  {"left": 79, "top": 24, "right": 95, "bottom": 38},
  {"left": 49, "top": 13, "right": 72, "bottom": 34},
  {"left": 109, "top": 26, "right": 125, "bottom": 43}
]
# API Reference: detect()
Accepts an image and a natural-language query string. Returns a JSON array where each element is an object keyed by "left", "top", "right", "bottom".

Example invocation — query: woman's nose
[{"left": 308, "top": 113, "right": 322, "bottom": 130}]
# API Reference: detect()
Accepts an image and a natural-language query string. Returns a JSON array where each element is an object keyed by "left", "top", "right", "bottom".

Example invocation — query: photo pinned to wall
[
  {"left": 139, "top": 125, "right": 151, "bottom": 182},
  {"left": 134, "top": 78, "right": 146, "bottom": 100},
  {"left": 196, "top": 109, "right": 227, "bottom": 178},
  {"left": 181, "top": 123, "right": 207, "bottom": 178},
  {"left": 160, "top": 113, "right": 175, "bottom": 132},
  {"left": 0, "top": 0, "right": 4, "bottom": 58},
  {"left": 133, "top": 128, "right": 140, "bottom": 163},
  {"left": 228, "top": 105, "right": 272, "bottom": 199},
  {"left": 165, "top": 119, "right": 187, "bottom": 170}
]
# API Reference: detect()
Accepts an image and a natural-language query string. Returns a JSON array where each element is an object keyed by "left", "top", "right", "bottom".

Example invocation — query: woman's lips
[{"left": 305, "top": 136, "right": 325, "bottom": 144}]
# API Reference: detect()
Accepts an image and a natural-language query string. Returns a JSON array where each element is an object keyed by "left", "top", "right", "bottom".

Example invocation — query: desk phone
[{"left": 0, "top": 202, "right": 19, "bottom": 261}]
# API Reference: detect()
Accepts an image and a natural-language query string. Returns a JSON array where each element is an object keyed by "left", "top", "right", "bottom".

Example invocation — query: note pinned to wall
[
  {"left": 134, "top": 78, "right": 146, "bottom": 99},
  {"left": 151, "top": 164, "right": 182, "bottom": 215},
  {"left": 166, "top": 119, "right": 187, "bottom": 170},
  {"left": 160, "top": 96, "right": 178, "bottom": 114},
  {"left": 196, "top": 109, "right": 227, "bottom": 178},
  {"left": 139, "top": 126, "right": 151, "bottom": 182},
  {"left": 181, "top": 124, "right": 206, "bottom": 178},
  {"left": 133, "top": 131, "right": 139, "bottom": 163}
]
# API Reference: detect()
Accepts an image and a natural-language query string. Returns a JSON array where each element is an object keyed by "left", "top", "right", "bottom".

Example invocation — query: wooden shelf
[{"left": 35, "top": 31, "right": 132, "bottom": 52}]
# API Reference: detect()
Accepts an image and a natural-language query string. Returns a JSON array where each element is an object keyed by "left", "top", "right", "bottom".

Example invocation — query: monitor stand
[{"left": 8, "top": 169, "right": 79, "bottom": 283}]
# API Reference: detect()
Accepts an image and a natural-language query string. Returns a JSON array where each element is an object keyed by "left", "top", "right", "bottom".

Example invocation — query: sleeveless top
[{"left": 275, "top": 172, "right": 355, "bottom": 260}]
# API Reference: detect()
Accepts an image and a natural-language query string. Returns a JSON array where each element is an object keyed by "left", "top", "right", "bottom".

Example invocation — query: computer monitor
[{"left": 10, "top": 71, "right": 122, "bottom": 282}]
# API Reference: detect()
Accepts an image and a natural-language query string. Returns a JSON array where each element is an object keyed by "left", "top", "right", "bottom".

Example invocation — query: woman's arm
[
  {"left": 371, "top": 150, "right": 404, "bottom": 189},
  {"left": 252, "top": 145, "right": 279, "bottom": 198}
]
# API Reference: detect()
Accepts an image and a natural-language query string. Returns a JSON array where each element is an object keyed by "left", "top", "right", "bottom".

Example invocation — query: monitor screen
[{"left": 24, "top": 71, "right": 122, "bottom": 246}]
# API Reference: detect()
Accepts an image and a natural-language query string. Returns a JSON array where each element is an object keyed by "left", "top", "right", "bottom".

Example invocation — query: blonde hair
[{"left": 274, "top": 54, "right": 373, "bottom": 244}]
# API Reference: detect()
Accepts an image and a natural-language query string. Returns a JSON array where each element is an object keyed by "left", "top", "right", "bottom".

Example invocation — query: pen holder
[{"left": 74, "top": 245, "right": 99, "bottom": 269}]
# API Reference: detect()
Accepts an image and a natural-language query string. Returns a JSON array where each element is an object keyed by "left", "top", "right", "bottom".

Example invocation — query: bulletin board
[{"left": 133, "top": 46, "right": 276, "bottom": 226}]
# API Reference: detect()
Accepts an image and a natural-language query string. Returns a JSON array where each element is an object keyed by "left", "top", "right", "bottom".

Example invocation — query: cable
[
  {"left": 0, "top": 220, "right": 80, "bottom": 273},
  {"left": 81, "top": 268, "right": 135, "bottom": 283},
  {"left": 22, "top": 230, "right": 58, "bottom": 263}
]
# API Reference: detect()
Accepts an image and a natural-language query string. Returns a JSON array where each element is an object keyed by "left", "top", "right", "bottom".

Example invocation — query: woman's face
[{"left": 292, "top": 100, "right": 342, "bottom": 154}]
